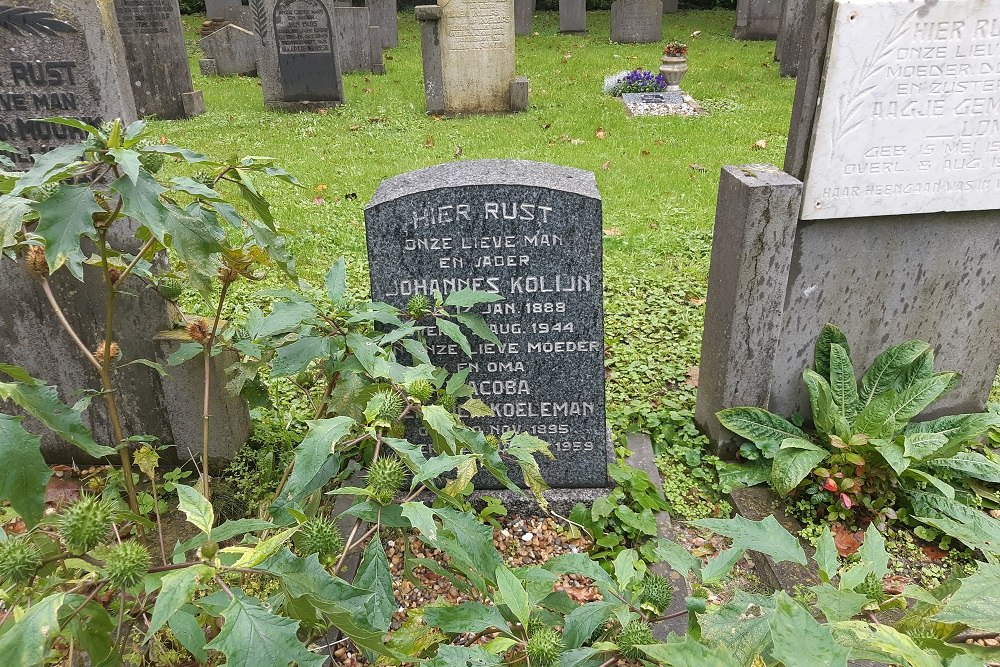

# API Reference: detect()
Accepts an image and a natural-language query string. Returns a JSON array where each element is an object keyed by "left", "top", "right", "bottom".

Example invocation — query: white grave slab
[{"left": 801, "top": 0, "right": 1000, "bottom": 220}]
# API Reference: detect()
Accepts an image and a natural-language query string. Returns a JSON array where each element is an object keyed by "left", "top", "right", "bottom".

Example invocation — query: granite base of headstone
[
  {"left": 514, "top": 0, "right": 534, "bottom": 36},
  {"left": 699, "top": 0, "right": 1000, "bottom": 456},
  {"left": 364, "top": 160, "right": 608, "bottom": 489},
  {"left": 415, "top": 1, "right": 525, "bottom": 115},
  {"left": 251, "top": 0, "right": 345, "bottom": 111},
  {"left": 334, "top": 6, "right": 385, "bottom": 75},
  {"left": 558, "top": 0, "right": 586, "bottom": 33},
  {"left": 200, "top": 24, "right": 258, "bottom": 76},
  {"left": 368, "top": 0, "right": 398, "bottom": 47},
  {"left": 610, "top": 0, "right": 662, "bottom": 44},
  {"left": 114, "top": 0, "right": 203, "bottom": 119},
  {"left": 0, "top": 0, "right": 137, "bottom": 169},
  {"left": 733, "top": 0, "right": 782, "bottom": 40},
  {"left": 622, "top": 91, "right": 706, "bottom": 117}
]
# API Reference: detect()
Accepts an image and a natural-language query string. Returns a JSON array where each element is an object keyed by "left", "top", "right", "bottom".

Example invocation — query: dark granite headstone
[
  {"left": 367, "top": 0, "right": 397, "bottom": 48},
  {"left": 365, "top": 160, "right": 608, "bottom": 488},
  {"left": 610, "top": 0, "right": 661, "bottom": 43},
  {"left": 558, "top": 0, "right": 586, "bottom": 33},
  {"left": 250, "top": 0, "right": 344, "bottom": 111},
  {"left": 514, "top": 0, "right": 534, "bottom": 36},
  {"left": 114, "top": 0, "right": 204, "bottom": 119},
  {"left": 334, "top": 6, "right": 384, "bottom": 74},
  {"left": 206, "top": 0, "right": 243, "bottom": 19},
  {"left": 0, "top": 0, "right": 137, "bottom": 169}
]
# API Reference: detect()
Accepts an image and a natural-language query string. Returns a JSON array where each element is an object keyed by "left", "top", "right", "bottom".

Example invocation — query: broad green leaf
[
  {"left": 204, "top": 596, "right": 325, "bottom": 667},
  {"left": 933, "top": 563, "right": 1000, "bottom": 632},
  {"left": 803, "top": 369, "right": 848, "bottom": 438},
  {"left": 247, "top": 218, "right": 296, "bottom": 279},
  {"left": 143, "top": 565, "right": 213, "bottom": 643},
  {"left": 715, "top": 407, "right": 810, "bottom": 452},
  {"left": 346, "top": 332, "right": 380, "bottom": 376},
  {"left": 715, "top": 459, "right": 771, "bottom": 492},
  {"left": 168, "top": 610, "right": 207, "bottom": 664},
  {"left": 425, "top": 645, "right": 502, "bottom": 667},
  {"left": 270, "top": 336, "right": 328, "bottom": 377},
  {"left": 770, "top": 444, "right": 828, "bottom": 496},
  {"left": 175, "top": 484, "right": 214, "bottom": 535},
  {"left": 0, "top": 194, "right": 31, "bottom": 250},
  {"left": 31, "top": 183, "right": 100, "bottom": 279},
  {"left": 11, "top": 144, "right": 85, "bottom": 195},
  {"left": 325, "top": 257, "right": 347, "bottom": 304},
  {"left": 814, "top": 323, "right": 850, "bottom": 380},
  {"left": 814, "top": 527, "right": 840, "bottom": 583},
  {"left": 612, "top": 548, "right": 641, "bottom": 590},
  {"left": 563, "top": 601, "right": 617, "bottom": 649},
  {"left": 904, "top": 469, "right": 956, "bottom": 499},
  {"left": 902, "top": 432, "right": 949, "bottom": 461},
  {"left": 281, "top": 416, "right": 354, "bottom": 501},
  {"left": 62, "top": 596, "right": 118, "bottom": 667},
  {"left": 557, "top": 647, "right": 601, "bottom": 667},
  {"left": 872, "top": 437, "right": 910, "bottom": 475},
  {"left": 507, "top": 432, "right": 552, "bottom": 509},
  {"left": 495, "top": 565, "right": 530, "bottom": 627},
  {"left": 461, "top": 398, "right": 494, "bottom": 418},
  {"left": 0, "top": 415, "right": 53, "bottom": 526},
  {"left": 896, "top": 348, "right": 936, "bottom": 394},
  {"left": 928, "top": 452, "right": 1000, "bottom": 483},
  {"left": 400, "top": 337, "right": 431, "bottom": 365},
  {"left": 701, "top": 546, "right": 745, "bottom": 584},
  {"left": 424, "top": 508, "right": 504, "bottom": 593},
  {"left": 435, "top": 317, "right": 472, "bottom": 357},
  {"left": 639, "top": 636, "right": 738, "bottom": 666},
  {"left": 230, "top": 526, "right": 297, "bottom": 568},
  {"left": 424, "top": 602, "right": 512, "bottom": 636},
  {"left": 108, "top": 148, "right": 142, "bottom": 184},
  {"left": 0, "top": 365, "right": 114, "bottom": 458},
  {"left": 694, "top": 515, "right": 806, "bottom": 566},
  {"left": 543, "top": 553, "right": 617, "bottom": 592},
  {"left": 906, "top": 412, "right": 1000, "bottom": 448},
  {"left": 909, "top": 491, "right": 1000, "bottom": 554},
  {"left": 650, "top": 537, "right": 703, "bottom": 580},
  {"left": 699, "top": 591, "right": 775, "bottom": 667},
  {"left": 840, "top": 525, "right": 889, "bottom": 590},
  {"left": 443, "top": 288, "right": 504, "bottom": 308},
  {"left": 453, "top": 312, "right": 501, "bottom": 345},
  {"left": 171, "top": 176, "right": 222, "bottom": 200},
  {"left": 854, "top": 390, "right": 897, "bottom": 439},
  {"left": 833, "top": 621, "right": 944, "bottom": 667},
  {"left": 257, "top": 300, "right": 317, "bottom": 339},
  {"left": 400, "top": 502, "right": 438, "bottom": 540},
  {"left": 885, "top": 374, "right": 957, "bottom": 426},
  {"left": 769, "top": 592, "right": 851, "bottom": 667},
  {"left": 413, "top": 454, "right": 473, "bottom": 485},
  {"left": 812, "top": 582, "right": 867, "bottom": 622},
  {"left": 860, "top": 340, "right": 931, "bottom": 407},
  {"left": 161, "top": 202, "right": 226, "bottom": 296},
  {"left": 829, "top": 343, "right": 859, "bottom": 420},
  {"left": 355, "top": 537, "right": 396, "bottom": 633},
  {"left": 0, "top": 593, "right": 64, "bottom": 664},
  {"left": 422, "top": 404, "right": 458, "bottom": 451}
]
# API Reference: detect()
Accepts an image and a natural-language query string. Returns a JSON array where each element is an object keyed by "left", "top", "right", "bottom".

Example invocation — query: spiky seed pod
[
  {"left": 293, "top": 517, "right": 345, "bottom": 566},
  {"left": 639, "top": 573, "right": 674, "bottom": 614},
  {"left": 107, "top": 267, "right": 122, "bottom": 284},
  {"left": 102, "top": 540, "right": 150, "bottom": 589},
  {"left": 58, "top": 496, "right": 114, "bottom": 554},
  {"left": 525, "top": 627, "right": 563, "bottom": 667},
  {"left": 485, "top": 435, "right": 501, "bottom": 450},
  {"left": 186, "top": 318, "right": 212, "bottom": 344},
  {"left": 406, "top": 379, "right": 433, "bottom": 404},
  {"left": 366, "top": 456, "right": 406, "bottom": 504},
  {"left": 374, "top": 389, "right": 404, "bottom": 423},
  {"left": 158, "top": 279, "right": 184, "bottom": 301},
  {"left": 138, "top": 151, "right": 165, "bottom": 174},
  {"left": 199, "top": 541, "right": 219, "bottom": 560},
  {"left": 406, "top": 294, "right": 430, "bottom": 318},
  {"left": 93, "top": 342, "right": 121, "bottom": 366},
  {"left": 858, "top": 572, "right": 887, "bottom": 603},
  {"left": 94, "top": 192, "right": 113, "bottom": 212},
  {"left": 0, "top": 537, "right": 42, "bottom": 583},
  {"left": 617, "top": 619, "right": 654, "bottom": 660},
  {"left": 192, "top": 171, "right": 215, "bottom": 187},
  {"left": 32, "top": 182, "right": 59, "bottom": 202},
  {"left": 437, "top": 393, "right": 457, "bottom": 412},
  {"left": 25, "top": 245, "right": 49, "bottom": 277},
  {"left": 589, "top": 621, "right": 612, "bottom": 644}
]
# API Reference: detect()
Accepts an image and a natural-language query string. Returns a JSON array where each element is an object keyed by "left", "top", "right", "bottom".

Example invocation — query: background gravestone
[
  {"left": 514, "top": 0, "right": 534, "bottom": 36},
  {"left": 334, "top": 6, "right": 385, "bottom": 74},
  {"left": 558, "top": 0, "right": 585, "bottom": 33},
  {"left": 368, "top": 0, "right": 398, "bottom": 48},
  {"left": 775, "top": 0, "right": 807, "bottom": 76},
  {"left": 662, "top": 0, "right": 677, "bottom": 13},
  {"left": 0, "top": 0, "right": 137, "bottom": 169},
  {"left": 734, "top": 0, "right": 782, "bottom": 40},
  {"left": 200, "top": 24, "right": 258, "bottom": 76},
  {"left": 114, "top": 0, "right": 204, "bottom": 119},
  {"left": 206, "top": 0, "right": 243, "bottom": 18},
  {"left": 365, "top": 160, "right": 608, "bottom": 488},
  {"left": 610, "top": 0, "right": 662, "bottom": 44},
  {"left": 250, "top": 0, "right": 345, "bottom": 111},
  {"left": 697, "top": 0, "right": 1000, "bottom": 457},
  {"left": 415, "top": 0, "right": 526, "bottom": 115}
]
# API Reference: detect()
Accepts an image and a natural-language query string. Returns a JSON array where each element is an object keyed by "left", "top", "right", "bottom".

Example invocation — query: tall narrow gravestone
[
  {"left": 0, "top": 0, "right": 137, "bottom": 169},
  {"left": 514, "top": 0, "right": 534, "bottom": 36},
  {"left": 697, "top": 0, "right": 1000, "bottom": 457},
  {"left": 610, "top": 0, "right": 662, "bottom": 44},
  {"left": 734, "top": 0, "right": 782, "bottom": 40},
  {"left": 249, "top": 0, "right": 345, "bottom": 110},
  {"left": 368, "top": 0, "right": 397, "bottom": 48},
  {"left": 365, "top": 160, "right": 608, "bottom": 488},
  {"left": 334, "top": 6, "right": 385, "bottom": 74},
  {"left": 114, "top": 0, "right": 204, "bottom": 119},
  {"left": 559, "top": 0, "right": 586, "bottom": 33},
  {"left": 415, "top": 0, "right": 527, "bottom": 114}
]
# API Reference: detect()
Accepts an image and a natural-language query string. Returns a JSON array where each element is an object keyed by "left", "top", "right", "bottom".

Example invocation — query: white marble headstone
[{"left": 801, "top": 0, "right": 1000, "bottom": 220}]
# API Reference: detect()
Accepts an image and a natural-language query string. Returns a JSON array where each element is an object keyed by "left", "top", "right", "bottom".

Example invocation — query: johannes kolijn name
[{"left": 383, "top": 274, "right": 594, "bottom": 297}]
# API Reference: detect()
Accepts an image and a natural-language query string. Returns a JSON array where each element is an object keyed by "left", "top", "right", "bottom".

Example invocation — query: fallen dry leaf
[
  {"left": 685, "top": 366, "right": 700, "bottom": 388},
  {"left": 832, "top": 523, "right": 865, "bottom": 556},
  {"left": 45, "top": 477, "right": 80, "bottom": 506},
  {"left": 158, "top": 135, "right": 168, "bottom": 145},
  {"left": 922, "top": 544, "right": 948, "bottom": 561},
  {"left": 753, "top": 139, "right": 768, "bottom": 150},
  {"left": 595, "top": 128, "right": 606, "bottom": 140},
  {"left": 600, "top": 161, "right": 611, "bottom": 171},
  {"left": 640, "top": 149, "right": 650, "bottom": 157},
  {"left": 348, "top": 124, "right": 361, "bottom": 131},
  {"left": 570, "top": 138, "right": 585, "bottom": 145},
  {"left": 315, "top": 183, "right": 328, "bottom": 193},
  {"left": 454, "top": 145, "right": 463, "bottom": 158},
  {"left": 689, "top": 297, "right": 706, "bottom": 306},
  {"left": 313, "top": 197, "right": 325, "bottom": 206},
  {"left": 689, "top": 163, "right": 707, "bottom": 172},
  {"left": 653, "top": 139, "right": 665, "bottom": 146},
  {"left": 423, "top": 135, "right": 435, "bottom": 149},
  {"left": 603, "top": 227, "right": 622, "bottom": 237},
  {"left": 364, "top": 87, "right": 374, "bottom": 94},
  {"left": 883, "top": 575, "right": 910, "bottom": 596}
]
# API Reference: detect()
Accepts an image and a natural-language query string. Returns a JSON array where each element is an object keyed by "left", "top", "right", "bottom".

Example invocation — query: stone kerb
[{"left": 364, "top": 160, "right": 608, "bottom": 489}]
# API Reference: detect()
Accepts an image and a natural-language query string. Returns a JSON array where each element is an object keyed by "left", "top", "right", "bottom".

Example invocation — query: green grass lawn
[{"left": 165, "top": 10, "right": 796, "bottom": 441}]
